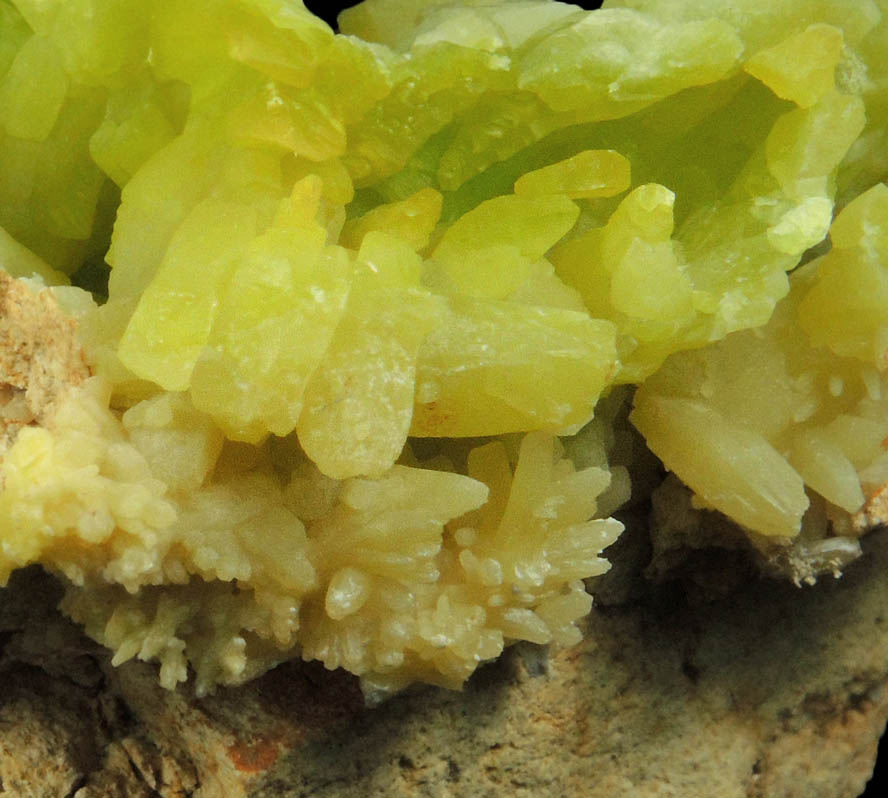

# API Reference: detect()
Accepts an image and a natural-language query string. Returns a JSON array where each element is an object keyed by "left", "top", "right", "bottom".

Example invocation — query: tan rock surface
[
  {"left": 1, "top": 523, "right": 887, "bottom": 797},
  {"left": 0, "top": 272, "right": 89, "bottom": 454}
]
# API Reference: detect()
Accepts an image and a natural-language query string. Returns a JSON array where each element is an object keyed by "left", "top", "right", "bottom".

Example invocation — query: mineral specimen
[{"left": 0, "top": 0, "right": 887, "bottom": 698}]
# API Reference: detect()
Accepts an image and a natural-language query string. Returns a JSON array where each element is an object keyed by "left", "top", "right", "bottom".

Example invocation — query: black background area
[{"left": 305, "top": 0, "right": 603, "bottom": 30}]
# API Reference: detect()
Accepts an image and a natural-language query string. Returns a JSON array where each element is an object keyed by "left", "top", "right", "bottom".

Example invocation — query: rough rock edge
[
  {"left": 2, "top": 534, "right": 888, "bottom": 797},
  {"left": 0, "top": 270, "right": 90, "bottom": 455},
  {"left": 847, "top": 480, "right": 888, "bottom": 534},
  {"left": 646, "top": 474, "right": 888, "bottom": 592}
]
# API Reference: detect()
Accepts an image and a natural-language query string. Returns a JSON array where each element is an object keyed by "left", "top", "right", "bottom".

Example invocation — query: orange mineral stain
[{"left": 228, "top": 738, "right": 279, "bottom": 773}]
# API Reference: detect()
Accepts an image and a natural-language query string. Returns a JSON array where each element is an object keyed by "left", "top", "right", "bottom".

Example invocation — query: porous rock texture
[
  {"left": 0, "top": 272, "right": 88, "bottom": 453},
  {"left": 1, "top": 526, "right": 887, "bottom": 797}
]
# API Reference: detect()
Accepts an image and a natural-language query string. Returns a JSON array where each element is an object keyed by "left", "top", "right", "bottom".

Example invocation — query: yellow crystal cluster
[
  {"left": 2, "top": 371, "right": 622, "bottom": 695},
  {"left": 0, "top": 0, "right": 887, "bottom": 695},
  {"left": 633, "top": 184, "right": 888, "bottom": 541}
]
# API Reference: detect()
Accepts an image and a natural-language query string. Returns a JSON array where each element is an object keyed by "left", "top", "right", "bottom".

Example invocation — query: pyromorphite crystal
[
  {"left": 1, "top": 0, "right": 887, "bottom": 699},
  {"left": 798, "top": 183, "right": 888, "bottom": 363},
  {"left": 297, "top": 231, "right": 445, "bottom": 478},
  {"left": 339, "top": 187, "right": 442, "bottom": 251},
  {"left": 513, "top": 150, "right": 632, "bottom": 199},
  {"left": 744, "top": 23, "right": 845, "bottom": 108},
  {"left": 633, "top": 184, "right": 888, "bottom": 538}
]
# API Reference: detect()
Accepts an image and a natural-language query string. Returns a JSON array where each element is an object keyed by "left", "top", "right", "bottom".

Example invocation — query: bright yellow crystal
[{"left": 0, "top": 0, "right": 887, "bottom": 699}]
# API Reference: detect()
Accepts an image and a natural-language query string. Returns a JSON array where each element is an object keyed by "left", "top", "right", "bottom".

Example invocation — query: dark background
[
  {"left": 303, "top": 0, "right": 361, "bottom": 24},
  {"left": 304, "top": 1, "right": 886, "bottom": 794}
]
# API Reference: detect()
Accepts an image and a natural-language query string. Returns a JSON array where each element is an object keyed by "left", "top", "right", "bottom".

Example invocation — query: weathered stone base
[{"left": 3, "top": 529, "right": 887, "bottom": 797}]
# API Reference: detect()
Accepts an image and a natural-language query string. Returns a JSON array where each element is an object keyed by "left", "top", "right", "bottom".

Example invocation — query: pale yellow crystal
[
  {"left": 745, "top": 24, "right": 844, "bottom": 108},
  {"left": 513, "top": 150, "right": 632, "bottom": 199}
]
